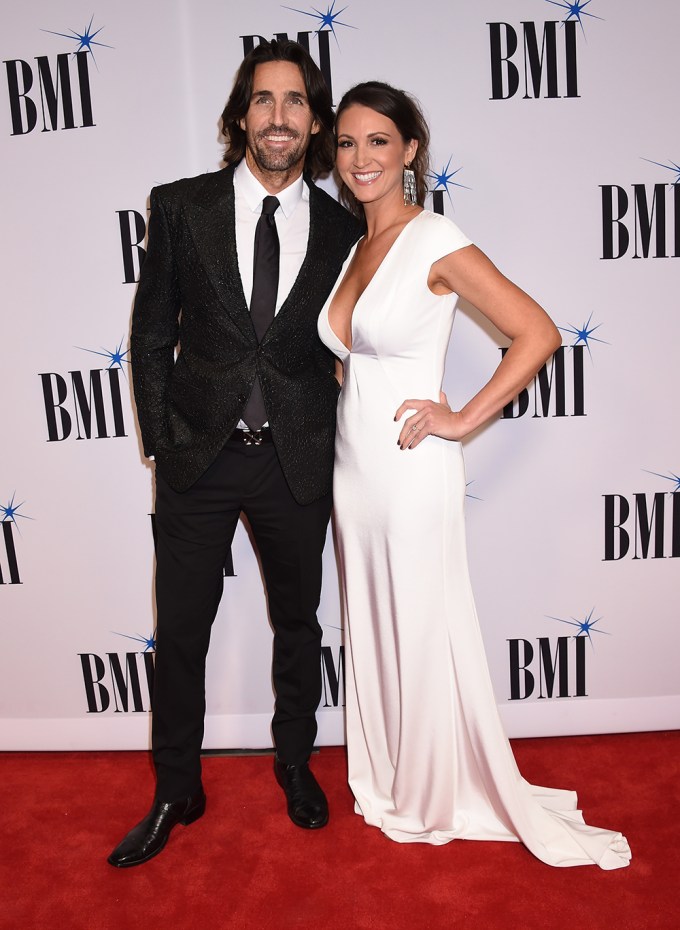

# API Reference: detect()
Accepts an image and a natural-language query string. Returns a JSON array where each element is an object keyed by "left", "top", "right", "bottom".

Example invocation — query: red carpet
[{"left": 2, "top": 732, "right": 678, "bottom": 929}]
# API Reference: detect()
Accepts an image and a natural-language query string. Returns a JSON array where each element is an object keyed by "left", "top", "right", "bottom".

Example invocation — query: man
[{"left": 108, "top": 40, "right": 361, "bottom": 868}]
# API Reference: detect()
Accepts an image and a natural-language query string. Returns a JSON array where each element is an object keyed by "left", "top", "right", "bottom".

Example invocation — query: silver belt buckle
[{"left": 242, "top": 428, "right": 263, "bottom": 446}]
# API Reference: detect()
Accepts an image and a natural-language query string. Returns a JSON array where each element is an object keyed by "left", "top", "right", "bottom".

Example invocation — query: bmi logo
[
  {"left": 39, "top": 340, "right": 130, "bottom": 441},
  {"left": 501, "top": 314, "right": 606, "bottom": 419},
  {"left": 508, "top": 609, "right": 608, "bottom": 700},
  {"left": 600, "top": 158, "right": 680, "bottom": 260},
  {"left": 4, "top": 16, "right": 112, "bottom": 136},
  {"left": 604, "top": 470, "right": 680, "bottom": 560},
  {"left": 488, "top": 1, "right": 603, "bottom": 101},
  {"left": 79, "top": 630, "right": 156, "bottom": 713},
  {"left": 0, "top": 494, "right": 31, "bottom": 586},
  {"left": 242, "top": 2, "right": 357, "bottom": 103}
]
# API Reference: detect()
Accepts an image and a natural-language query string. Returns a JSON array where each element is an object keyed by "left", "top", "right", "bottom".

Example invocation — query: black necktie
[{"left": 242, "top": 195, "right": 280, "bottom": 430}]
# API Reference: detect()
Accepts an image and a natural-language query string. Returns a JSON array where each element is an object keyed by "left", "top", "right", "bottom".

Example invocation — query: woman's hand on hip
[{"left": 395, "top": 392, "right": 469, "bottom": 449}]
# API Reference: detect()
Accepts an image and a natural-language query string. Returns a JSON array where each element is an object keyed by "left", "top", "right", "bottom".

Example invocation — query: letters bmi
[
  {"left": 600, "top": 184, "right": 680, "bottom": 259},
  {"left": 603, "top": 492, "right": 680, "bottom": 560},
  {"left": 79, "top": 652, "right": 155, "bottom": 713},
  {"left": 4, "top": 51, "right": 95, "bottom": 135},
  {"left": 39, "top": 369, "right": 128, "bottom": 441},
  {"left": 508, "top": 636, "right": 587, "bottom": 700},
  {"left": 488, "top": 21, "right": 579, "bottom": 100}
]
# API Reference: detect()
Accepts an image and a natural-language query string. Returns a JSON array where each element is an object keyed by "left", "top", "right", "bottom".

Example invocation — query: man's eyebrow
[{"left": 251, "top": 90, "right": 308, "bottom": 100}]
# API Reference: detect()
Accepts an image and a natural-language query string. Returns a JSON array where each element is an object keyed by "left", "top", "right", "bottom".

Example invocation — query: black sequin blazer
[{"left": 131, "top": 165, "right": 362, "bottom": 503}]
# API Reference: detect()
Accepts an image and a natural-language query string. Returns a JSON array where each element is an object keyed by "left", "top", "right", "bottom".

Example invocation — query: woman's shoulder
[{"left": 413, "top": 209, "right": 473, "bottom": 257}]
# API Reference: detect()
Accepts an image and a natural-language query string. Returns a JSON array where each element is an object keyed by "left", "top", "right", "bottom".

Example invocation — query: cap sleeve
[{"left": 419, "top": 210, "right": 473, "bottom": 265}]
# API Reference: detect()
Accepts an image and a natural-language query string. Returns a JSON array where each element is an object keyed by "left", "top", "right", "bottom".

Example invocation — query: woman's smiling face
[{"left": 336, "top": 104, "right": 417, "bottom": 210}]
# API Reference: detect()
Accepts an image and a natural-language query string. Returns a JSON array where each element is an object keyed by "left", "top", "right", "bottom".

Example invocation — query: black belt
[{"left": 228, "top": 427, "right": 274, "bottom": 446}]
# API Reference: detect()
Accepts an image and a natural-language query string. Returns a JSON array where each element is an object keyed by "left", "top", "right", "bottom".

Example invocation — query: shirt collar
[{"left": 234, "top": 158, "right": 308, "bottom": 219}]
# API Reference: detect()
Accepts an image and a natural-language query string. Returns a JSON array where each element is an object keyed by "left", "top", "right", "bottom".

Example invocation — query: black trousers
[{"left": 152, "top": 441, "right": 332, "bottom": 801}]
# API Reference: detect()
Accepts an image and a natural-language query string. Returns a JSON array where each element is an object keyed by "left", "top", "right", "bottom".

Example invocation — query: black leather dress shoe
[
  {"left": 274, "top": 757, "right": 328, "bottom": 829},
  {"left": 107, "top": 788, "right": 206, "bottom": 868}
]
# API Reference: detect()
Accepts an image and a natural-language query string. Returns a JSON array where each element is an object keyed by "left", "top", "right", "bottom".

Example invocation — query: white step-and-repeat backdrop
[{"left": 2, "top": 1, "right": 678, "bottom": 750}]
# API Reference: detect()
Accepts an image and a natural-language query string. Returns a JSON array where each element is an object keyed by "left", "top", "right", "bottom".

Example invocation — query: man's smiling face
[{"left": 240, "top": 60, "right": 319, "bottom": 182}]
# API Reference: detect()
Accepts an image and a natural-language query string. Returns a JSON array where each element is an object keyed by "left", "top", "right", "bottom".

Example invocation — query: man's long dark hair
[{"left": 220, "top": 40, "right": 335, "bottom": 179}]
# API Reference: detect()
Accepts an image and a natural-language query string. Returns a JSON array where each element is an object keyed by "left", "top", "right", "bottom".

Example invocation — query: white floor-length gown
[{"left": 318, "top": 210, "right": 630, "bottom": 869}]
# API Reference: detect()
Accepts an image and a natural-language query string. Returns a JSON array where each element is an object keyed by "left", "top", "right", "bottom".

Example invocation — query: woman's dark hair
[
  {"left": 220, "top": 40, "right": 335, "bottom": 178},
  {"left": 334, "top": 81, "right": 431, "bottom": 217}
]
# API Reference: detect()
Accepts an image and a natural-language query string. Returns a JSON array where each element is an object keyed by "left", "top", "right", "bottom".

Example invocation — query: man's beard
[{"left": 246, "top": 124, "right": 309, "bottom": 173}]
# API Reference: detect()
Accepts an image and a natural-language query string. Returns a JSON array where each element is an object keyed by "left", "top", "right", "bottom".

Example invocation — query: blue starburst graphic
[
  {"left": 282, "top": 2, "right": 357, "bottom": 45},
  {"left": 42, "top": 15, "right": 113, "bottom": 68},
  {"left": 558, "top": 312, "right": 608, "bottom": 358},
  {"left": 113, "top": 630, "right": 157, "bottom": 652},
  {"left": 544, "top": 1, "right": 604, "bottom": 35},
  {"left": 465, "top": 480, "right": 482, "bottom": 501},
  {"left": 76, "top": 338, "right": 130, "bottom": 372},
  {"left": 426, "top": 157, "right": 470, "bottom": 208},
  {"left": 547, "top": 608, "right": 610, "bottom": 647},
  {"left": 641, "top": 157, "right": 680, "bottom": 185},
  {"left": 643, "top": 469, "right": 680, "bottom": 492},
  {"left": 1, "top": 493, "right": 33, "bottom": 530}
]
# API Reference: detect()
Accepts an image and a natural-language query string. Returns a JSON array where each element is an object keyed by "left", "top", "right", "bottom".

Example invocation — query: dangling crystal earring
[{"left": 403, "top": 162, "right": 417, "bottom": 206}]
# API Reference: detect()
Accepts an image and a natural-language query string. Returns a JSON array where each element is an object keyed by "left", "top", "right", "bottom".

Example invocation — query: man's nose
[{"left": 271, "top": 100, "right": 287, "bottom": 127}]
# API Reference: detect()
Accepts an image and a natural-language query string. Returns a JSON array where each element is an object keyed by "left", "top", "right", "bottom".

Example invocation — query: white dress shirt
[{"left": 234, "top": 158, "right": 310, "bottom": 313}]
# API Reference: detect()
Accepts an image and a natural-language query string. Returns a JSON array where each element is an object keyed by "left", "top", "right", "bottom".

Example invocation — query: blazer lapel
[
  {"left": 182, "top": 167, "right": 255, "bottom": 342},
  {"left": 265, "top": 178, "right": 340, "bottom": 338}
]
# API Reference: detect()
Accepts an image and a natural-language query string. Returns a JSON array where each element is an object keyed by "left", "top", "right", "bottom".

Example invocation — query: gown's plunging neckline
[{"left": 327, "top": 211, "right": 424, "bottom": 353}]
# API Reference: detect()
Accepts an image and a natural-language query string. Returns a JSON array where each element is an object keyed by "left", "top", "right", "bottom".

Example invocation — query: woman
[{"left": 318, "top": 82, "right": 631, "bottom": 869}]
